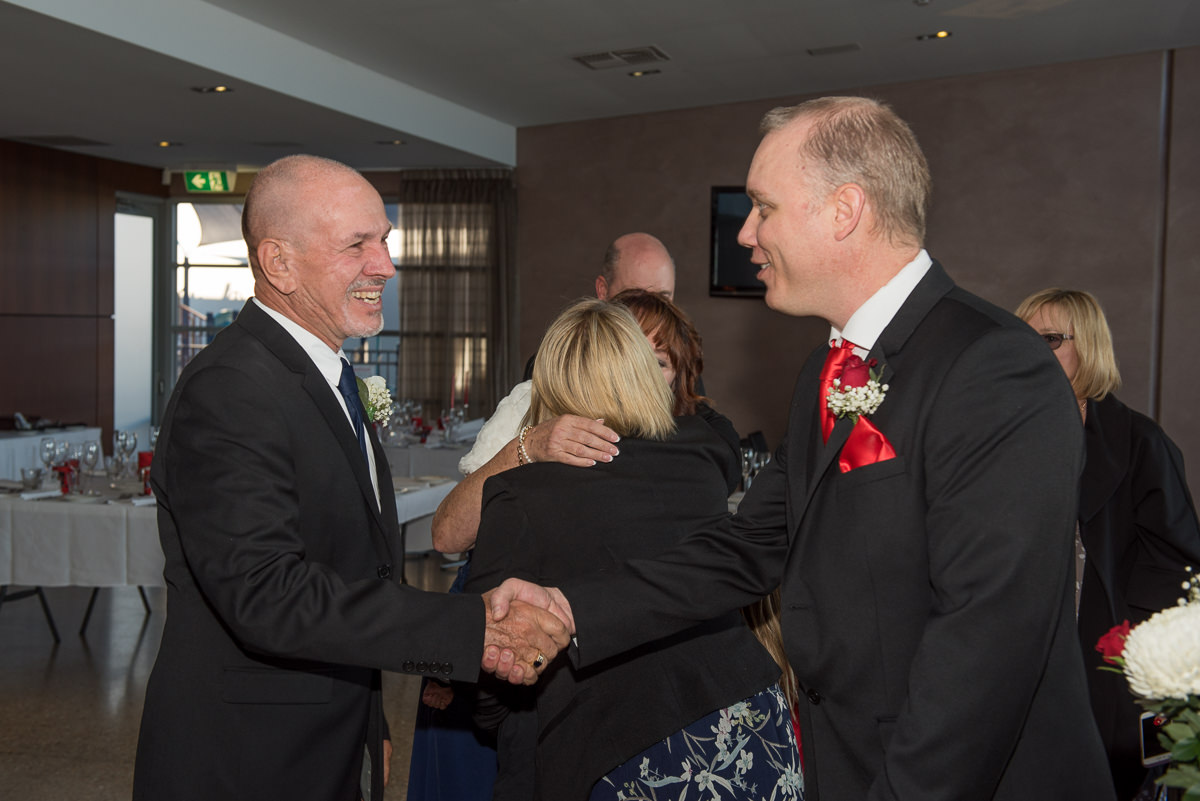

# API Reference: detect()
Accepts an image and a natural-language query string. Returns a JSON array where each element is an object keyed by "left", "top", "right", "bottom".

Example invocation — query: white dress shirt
[{"left": 832, "top": 249, "right": 933, "bottom": 357}]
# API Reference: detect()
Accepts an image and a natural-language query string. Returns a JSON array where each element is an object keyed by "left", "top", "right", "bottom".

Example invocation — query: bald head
[
  {"left": 241, "top": 154, "right": 367, "bottom": 270},
  {"left": 240, "top": 154, "right": 394, "bottom": 350},
  {"left": 597, "top": 233, "right": 676, "bottom": 300}
]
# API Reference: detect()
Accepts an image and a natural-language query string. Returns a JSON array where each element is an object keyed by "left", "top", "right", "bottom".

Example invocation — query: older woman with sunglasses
[{"left": 1017, "top": 287, "right": 1200, "bottom": 800}]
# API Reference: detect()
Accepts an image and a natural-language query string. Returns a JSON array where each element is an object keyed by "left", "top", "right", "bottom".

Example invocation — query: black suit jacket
[
  {"left": 562, "top": 263, "right": 1116, "bottom": 801},
  {"left": 1076, "top": 393, "right": 1200, "bottom": 796},
  {"left": 132, "top": 300, "right": 483, "bottom": 801},
  {"left": 464, "top": 415, "right": 781, "bottom": 800}
]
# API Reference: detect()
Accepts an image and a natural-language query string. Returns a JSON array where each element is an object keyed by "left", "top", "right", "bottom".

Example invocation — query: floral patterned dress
[{"left": 589, "top": 685, "right": 804, "bottom": 801}]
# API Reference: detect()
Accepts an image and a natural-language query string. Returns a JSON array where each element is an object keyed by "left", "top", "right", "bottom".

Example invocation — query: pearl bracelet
[{"left": 517, "top": 424, "right": 534, "bottom": 465}]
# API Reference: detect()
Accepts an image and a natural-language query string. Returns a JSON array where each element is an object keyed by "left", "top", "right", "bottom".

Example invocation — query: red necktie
[{"left": 818, "top": 339, "right": 857, "bottom": 443}]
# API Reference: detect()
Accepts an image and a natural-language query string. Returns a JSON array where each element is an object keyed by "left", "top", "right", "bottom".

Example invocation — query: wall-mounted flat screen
[{"left": 709, "top": 186, "right": 763, "bottom": 298}]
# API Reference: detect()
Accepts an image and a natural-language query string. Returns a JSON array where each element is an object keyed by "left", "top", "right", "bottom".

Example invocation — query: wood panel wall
[{"left": 0, "top": 140, "right": 164, "bottom": 437}]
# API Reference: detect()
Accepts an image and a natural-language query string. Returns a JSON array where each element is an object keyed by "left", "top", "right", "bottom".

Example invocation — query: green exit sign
[{"left": 184, "top": 170, "right": 236, "bottom": 193}]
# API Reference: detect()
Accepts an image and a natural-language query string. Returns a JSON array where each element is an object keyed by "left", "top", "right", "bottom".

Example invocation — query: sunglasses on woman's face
[{"left": 1042, "top": 333, "right": 1074, "bottom": 351}]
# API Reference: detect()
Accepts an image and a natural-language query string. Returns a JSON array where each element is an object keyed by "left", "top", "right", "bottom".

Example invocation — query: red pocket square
[{"left": 839, "top": 417, "right": 896, "bottom": 473}]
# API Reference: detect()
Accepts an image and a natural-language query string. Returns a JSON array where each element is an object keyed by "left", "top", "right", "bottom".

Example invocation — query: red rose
[
  {"left": 839, "top": 356, "right": 877, "bottom": 389},
  {"left": 1095, "top": 620, "right": 1132, "bottom": 665}
]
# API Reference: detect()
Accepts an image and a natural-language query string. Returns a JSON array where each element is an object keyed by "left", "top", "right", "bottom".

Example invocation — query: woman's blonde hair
[
  {"left": 525, "top": 298, "right": 676, "bottom": 440},
  {"left": 741, "top": 590, "right": 799, "bottom": 711},
  {"left": 1015, "top": 288, "right": 1122, "bottom": 401}
]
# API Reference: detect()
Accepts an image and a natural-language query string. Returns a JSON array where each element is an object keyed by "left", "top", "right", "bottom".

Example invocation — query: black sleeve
[{"left": 696, "top": 402, "right": 742, "bottom": 493}]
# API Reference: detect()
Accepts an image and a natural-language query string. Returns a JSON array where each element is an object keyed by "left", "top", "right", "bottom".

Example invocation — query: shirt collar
[
  {"left": 251, "top": 297, "right": 347, "bottom": 387},
  {"left": 831, "top": 249, "right": 932, "bottom": 356}
]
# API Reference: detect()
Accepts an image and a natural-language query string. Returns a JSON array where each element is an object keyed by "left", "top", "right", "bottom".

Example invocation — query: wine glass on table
[
  {"left": 121, "top": 431, "right": 138, "bottom": 477},
  {"left": 81, "top": 441, "right": 101, "bottom": 494},
  {"left": 113, "top": 430, "right": 128, "bottom": 465},
  {"left": 740, "top": 445, "right": 757, "bottom": 492},
  {"left": 63, "top": 442, "right": 83, "bottom": 494},
  {"left": 39, "top": 437, "right": 56, "bottom": 473}
]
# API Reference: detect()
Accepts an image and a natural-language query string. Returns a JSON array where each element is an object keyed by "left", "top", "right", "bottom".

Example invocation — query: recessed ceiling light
[
  {"left": 628, "top": 69, "right": 662, "bottom": 78},
  {"left": 916, "top": 30, "right": 952, "bottom": 40},
  {"left": 157, "top": 140, "right": 182, "bottom": 148},
  {"left": 192, "top": 85, "right": 233, "bottom": 93}
]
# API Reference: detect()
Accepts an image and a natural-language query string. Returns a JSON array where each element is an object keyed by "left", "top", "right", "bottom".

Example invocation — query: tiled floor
[{"left": 0, "top": 554, "right": 457, "bottom": 800}]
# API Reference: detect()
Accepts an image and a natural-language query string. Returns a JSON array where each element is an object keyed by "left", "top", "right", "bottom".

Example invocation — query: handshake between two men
[{"left": 481, "top": 579, "right": 575, "bottom": 685}]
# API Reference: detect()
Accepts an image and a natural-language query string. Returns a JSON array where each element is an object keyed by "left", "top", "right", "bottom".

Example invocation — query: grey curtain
[{"left": 393, "top": 170, "right": 516, "bottom": 422}]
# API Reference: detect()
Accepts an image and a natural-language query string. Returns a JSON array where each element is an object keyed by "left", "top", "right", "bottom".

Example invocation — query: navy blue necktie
[{"left": 337, "top": 358, "right": 369, "bottom": 462}]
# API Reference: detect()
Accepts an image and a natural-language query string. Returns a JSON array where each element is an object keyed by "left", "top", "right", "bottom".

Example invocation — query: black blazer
[
  {"left": 132, "top": 300, "right": 483, "bottom": 801},
  {"left": 464, "top": 414, "right": 781, "bottom": 800},
  {"left": 1076, "top": 393, "right": 1200, "bottom": 796},
  {"left": 562, "top": 263, "right": 1116, "bottom": 801}
]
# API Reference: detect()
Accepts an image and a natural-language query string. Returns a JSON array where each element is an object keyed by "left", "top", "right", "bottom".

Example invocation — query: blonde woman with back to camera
[
  {"left": 464, "top": 298, "right": 801, "bottom": 800},
  {"left": 1017, "top": 287, "right": 1200, "bottom": 801}
]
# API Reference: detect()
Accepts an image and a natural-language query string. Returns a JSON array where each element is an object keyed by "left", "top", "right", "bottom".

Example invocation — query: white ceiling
[{"left": 2, "top": 0, "right": 1198, "bottom": 173}]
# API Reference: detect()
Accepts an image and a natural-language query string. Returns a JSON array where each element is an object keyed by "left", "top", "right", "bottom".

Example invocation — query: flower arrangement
[
  {"left": 356, "top": 375, "right": 394, "bottom": 424},
  {"left": 826, "top": 356, "right": 888, "bottom": 423},
  {"left": 1097, "top": 567, "right": 1200, "bottom": 798}
]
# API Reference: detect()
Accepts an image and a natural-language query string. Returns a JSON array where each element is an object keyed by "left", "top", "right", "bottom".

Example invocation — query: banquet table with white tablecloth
[
  {"left": 0, "top": 477, "right": 459, "bottom": 590},
  {"left": 383, "top": 441, "right": 470, "bottom": 480}
]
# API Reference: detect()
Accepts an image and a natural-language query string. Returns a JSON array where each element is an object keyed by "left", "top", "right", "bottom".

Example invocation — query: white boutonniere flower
[{"left": 356, "top": 376, "right": 394, "bottom": 423}]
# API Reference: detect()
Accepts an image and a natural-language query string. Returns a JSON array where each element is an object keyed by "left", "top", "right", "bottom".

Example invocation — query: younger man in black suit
[{"left": 488, "top": 98, "right": 1117, "bottom": 800}]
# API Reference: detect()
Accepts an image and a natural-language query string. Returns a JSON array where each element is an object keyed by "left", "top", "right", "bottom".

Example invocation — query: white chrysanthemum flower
[{"left": 1122, "top": 602, "right": 1200, "bottom": 701}]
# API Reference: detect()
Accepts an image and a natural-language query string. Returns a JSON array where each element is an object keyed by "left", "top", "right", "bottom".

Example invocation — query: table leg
[
  {"left": 80, "top": 586, "right": 153, "bottom": 636},
  {"left": 0, "top": 585, "right": 61, "bottom": 643},
  {"left": 79, "top": 588, "right": 101, "bottom": 636}
]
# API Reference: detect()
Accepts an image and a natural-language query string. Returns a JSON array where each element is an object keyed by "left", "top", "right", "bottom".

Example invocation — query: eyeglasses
[{"left": 1042, "top": 333, "right": 1075, "bottom": 351}]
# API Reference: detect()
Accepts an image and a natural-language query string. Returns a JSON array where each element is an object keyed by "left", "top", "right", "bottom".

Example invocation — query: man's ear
[
  {"left": 257, "top": 238, "right": 298, "bottom": 294},
  {"left": 831, "top": 183, "right": 866, "bottom": 242},
  {"left": 595, "top": 275, "right": 609, "bottom": 300}
]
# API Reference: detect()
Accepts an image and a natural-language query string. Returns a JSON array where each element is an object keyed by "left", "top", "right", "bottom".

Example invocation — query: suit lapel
[
  {"left": 368, "top": 422, "right": 400, "bottom": 562},
  {"left": 300, "top": 370, "right": 390, "bottom": 529},
  {"left": 235, "top": 301, "right": 394, "bottom": 561},
  {"left": 791, "top": 262, "right": 955, "bottom": 539}
]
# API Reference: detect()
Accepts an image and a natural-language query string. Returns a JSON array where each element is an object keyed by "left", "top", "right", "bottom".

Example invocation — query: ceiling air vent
[
  {"left": 573, "top": 45, "right": 670, "bottom": 70},
  {"left": 807, "top": 43, "right": 862, "bottom": 57}
]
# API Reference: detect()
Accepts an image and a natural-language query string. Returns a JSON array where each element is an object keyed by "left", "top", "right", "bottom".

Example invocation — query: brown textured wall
[
  {"left": 1161, "top": 49, "right": 1200, "bottom": 491},
  {"left": 516, "top": 49, "right": 1200, "bottom": 500},
  {"left": 0, "top": 140, "right": 165, "bottom": 434}
]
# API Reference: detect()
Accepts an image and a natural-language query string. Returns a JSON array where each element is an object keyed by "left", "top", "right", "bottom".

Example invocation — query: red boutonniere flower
[
  {"left": 827, "top": 357, "right": 888, "bottom": 423},
  {"left": 1095, "top": 619, "right": 1132, "bottom": 666},
  {"left": 839, "top": 356, "right": 874, "bottom": 388}
]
